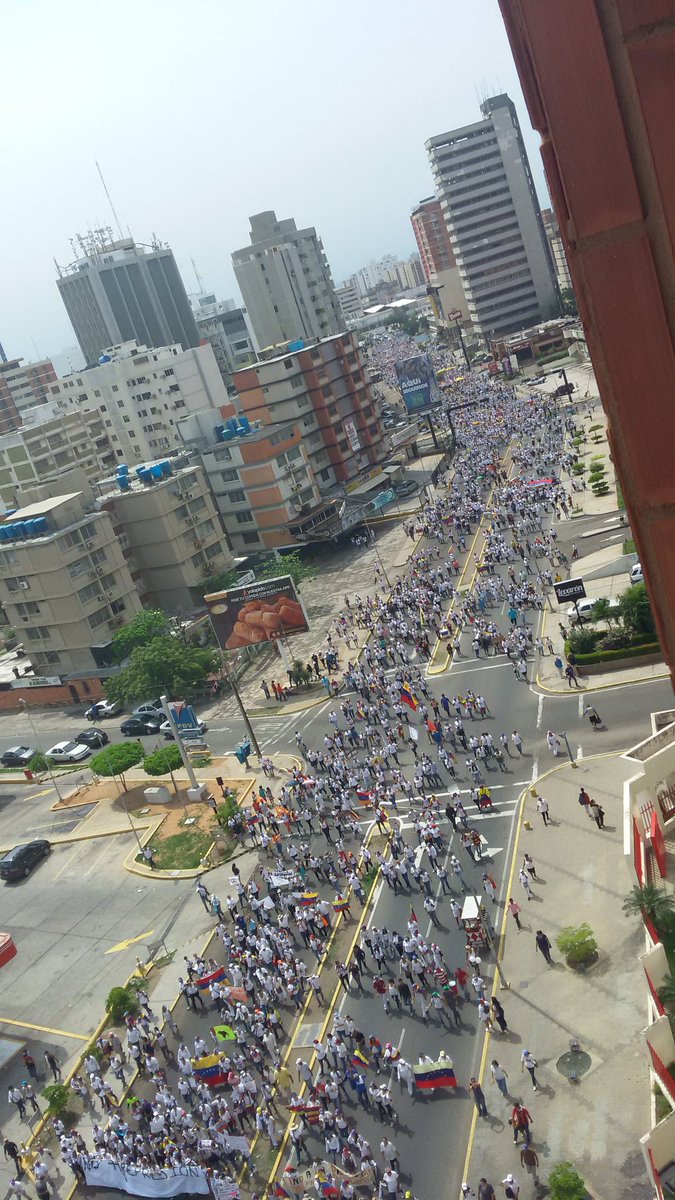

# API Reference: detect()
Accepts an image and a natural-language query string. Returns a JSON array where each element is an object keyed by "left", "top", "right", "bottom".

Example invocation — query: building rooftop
[{"left": 2, "top": 493, "right": 82, "bottom": 521}]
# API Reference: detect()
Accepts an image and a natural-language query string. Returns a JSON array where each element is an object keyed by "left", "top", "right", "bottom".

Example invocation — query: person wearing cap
[
  {"left": 501, "top": 1174, "right": 520, "bottom": 1198},
  {"left": 520, "top": 1143, "right": 539, "bottom": 1183},
  {"left": 461, "top": 1183, "right": 476, "bottom": 1197}
]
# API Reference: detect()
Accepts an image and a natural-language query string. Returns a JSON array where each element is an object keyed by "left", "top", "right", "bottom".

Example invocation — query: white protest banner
[
  {"left": 210, "top": 1176, "right": 240, "bottom": 1200},
  {"left": 268, "top": 871, "right": 296, "bottom": 888},
  {"left": 79, "top": 1158, "right": 209, "bottom": 1197}
]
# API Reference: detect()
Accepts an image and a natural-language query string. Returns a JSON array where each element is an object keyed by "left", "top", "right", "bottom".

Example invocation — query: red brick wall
[
  {"left": 499, "top": 0, "right": 675, "bottom": 689},
  {"left": 0, "top": 678, "right": 105, "bottom": 711}
]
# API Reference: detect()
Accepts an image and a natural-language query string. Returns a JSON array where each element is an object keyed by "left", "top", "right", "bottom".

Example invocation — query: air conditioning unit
[
  {"left": 88, "top": 569, "right": 97, "bottom": 578},
  {"left": 106, "top": 592, "right": 115, "bottom": 600},
  {"left": 18, "top": 580, "right": 30, "bottom": 590},
  {"left": 20, "top": 615, "right": 29, "bottom": 622},
  {"left": 84, "top": 539, "right": 94, "bottom": 549},
  {"left": 184, "top": 491, "right": 194, "bottom": 499}
]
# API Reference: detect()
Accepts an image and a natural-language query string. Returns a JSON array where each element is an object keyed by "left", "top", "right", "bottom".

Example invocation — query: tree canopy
[
  {"left": 256, "top": 550, "right": 318, "bottom": 592},
  {"left": 143, "top": 745, "right": 183, "bottom": 777},
  {"left": 111, "top": 609, "right": 169, "bottom": 664},
  {"left": 90, "top": 741, "right": 144, "bottom": 788},
  {"left": 105, "top": 638, "right": 220, "bottom": 707},
  {"left": 618, "top": 582, "right": 655, "bottom": 636}
]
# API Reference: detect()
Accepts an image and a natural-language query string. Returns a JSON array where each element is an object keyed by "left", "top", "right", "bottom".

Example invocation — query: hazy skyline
[{"left": 1, "top": 0, "right": 550, "bottom": 366}]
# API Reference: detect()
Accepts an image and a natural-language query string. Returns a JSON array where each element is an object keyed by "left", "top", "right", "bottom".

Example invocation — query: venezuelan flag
[
  {"left": 192, "top": 1053, "right": 228, "bottom": 1086},
  {"left": 274, "top": 1185, "right": 291, "bottom": 1199},
  {"left": 333, "top": 896, "right": 350, "bottom": 912},
  {"left": 299, "top": 891, "right": 318, "bottom": 907},
  {"left": 412, "top": 1059, "right": 457, "bottom": 1090},
  {"left": 196, "top": 965, "right": 226, "bottom": 991},
  {"left": 352, "top": 1047, "right": 370, "bottom": 1069},
  {"left": 400, "top": 684, "right": 418, "bottom": 711}
]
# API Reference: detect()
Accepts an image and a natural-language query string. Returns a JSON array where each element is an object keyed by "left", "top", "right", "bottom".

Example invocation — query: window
[
  {"left": 62, "top": 529, "right": 82, "bottom": 550},
  {"left": 88, "top": 607, "right": 110, "bottom": 630},
  {"left": 287, "top": 445, "right": 302, "bottom": 462},
  {"left": 4, "top": 576, "right": 19, "bottom": 591},
  {"left": 284, "top": 358, "right": 294, "bottom": 370},
  {"left": 303, "top": 415, "right": 314, "bottom": 427},
  {"left": 228, "top": 489, "right": 246, "bottom": 503},
  {"left": 68, "top": 558, "right": 88, "bottom": 579},
  {"left": 16, "top": 601, "right": 40, "bottom": 616},
  {"left": 241, "top": 531, "right": 261, "bottom": 545},
  {"left": 90, "top": 548, "right": 107, "bottom": 566},
  {"left": 112, "top": 385, "right": 119, "bottom": 393},
  {"left": 220, "top": 469, "right": 238, "bottom": 482},
  {"left": 214, "top": 447, "right": 232, "bottom": 461},
  {"left": 26, "top": 626, "right": 51, "bottom": 641},
  {"left": 291, "top": 376, "right": 303, "bottom": 389},
  {"left": 110, "top": 599, "right": 126, "bottom": 615},
  {"left": 235, "top": 511, "right": 253, "bottom": 524},
  {"left": 205, "top": 543, "right": 221, "bottom": 561},
  {"left": 36, "top": 651, "right": 60, "bottom": 666}
]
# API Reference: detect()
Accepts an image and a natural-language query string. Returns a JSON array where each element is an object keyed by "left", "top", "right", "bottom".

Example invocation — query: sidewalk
[
  {"left": 465, "top": 752, "right": 652, "bottom": 1200},
  {"left": 535, "top": 607, "right": 667, "bottom": 695}
]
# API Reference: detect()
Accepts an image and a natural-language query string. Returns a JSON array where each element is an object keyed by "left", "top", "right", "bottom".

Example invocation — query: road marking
[
  {"left": 578, "top": 693, "right": 585, "bottom": 719},
  {"left": 105, "top": 929, "right": 155, "bottom": 954},
  {"left": 21, "top": 788, "right": 54, "bottom": 803},
  {"left": 53, "top": 844, "right": 84, "bottom": 880},
  {"left": 0, "top": 1016, "right": 88, "bottom": 1041},
  {"left": 82, "top": 840, "right": 113, "bottom": 877},
  {"left": 576, "top": 745, "right": 583, "bottom": 760},
  {"left": 442, "top": 660, "right": 513, "bottom": 673},
  {"left": 536, "top": 693, "right": 544, "bottom": 731},
  {"left": 531, "top": 755, "right": 539, "bottom": 783}
]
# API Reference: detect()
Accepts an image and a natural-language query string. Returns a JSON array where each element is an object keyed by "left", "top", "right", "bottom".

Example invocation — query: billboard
[
  {"left": 204, "top": 575, "right": 309, "bottom": 651},
  {"left": 395, "top": 353, "right": 442, "bottom": 415}
]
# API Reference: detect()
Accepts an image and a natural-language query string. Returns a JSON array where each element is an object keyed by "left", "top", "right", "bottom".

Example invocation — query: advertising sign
[
  {"left": 395, "top": 354, "right": 442, "bottom": 415},
  {"left": 204, "top": 575, "right": 309, "bottom": 651},
  {"left": 78, "top": 1159, "right": 209, "bottom": 1197},
  {"left": 344, "top": 417, "right": 361, "bottom": 452},
  {"left": 553, "top": 577, "right": 587, "bottom": 603}
]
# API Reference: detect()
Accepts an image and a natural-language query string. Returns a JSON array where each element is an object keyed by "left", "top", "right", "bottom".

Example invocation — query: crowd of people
[{"left": 31, "top": 360, "right": 578, "bottom": 1200}]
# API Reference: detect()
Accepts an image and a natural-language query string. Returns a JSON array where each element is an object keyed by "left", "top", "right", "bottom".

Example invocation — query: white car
[
  {"left": 133, "top": 700, "right": 164, "bottom": 718},
  {"left": 85, "top": 699, "right": 120, "bottom": 721},
  {"left": 159, "top": 718, "right": 207, "bottom": 741},
  {"left": 630, "top": 562, "right": 643, "bottom": 585},
  {"left": 567, "top": 596, "right": 620, "bottom": 621},
  {"left": 47, "top": 740, "right": 92, "bottom": 763}
]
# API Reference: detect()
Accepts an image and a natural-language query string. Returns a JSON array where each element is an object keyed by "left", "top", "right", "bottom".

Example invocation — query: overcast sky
[{"left": 0, "top": 0, "right": 550, "bottom": 366}]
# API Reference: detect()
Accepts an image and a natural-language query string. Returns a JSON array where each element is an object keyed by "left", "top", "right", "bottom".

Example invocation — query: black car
[
  {"left": 74, "top": 729, "right": 110, "bottom": 750},
  {"left": 554, "top": 382, "right": 575, "bottom": 397},
  {"left": 0, "top": 746, "right": 35, "bottom": 768},
  {"left": 120, "top": 717, "right": 162, "bottom": 737},
  {"left": 0, "top": 840, "right": 51, "bottom": 881}
]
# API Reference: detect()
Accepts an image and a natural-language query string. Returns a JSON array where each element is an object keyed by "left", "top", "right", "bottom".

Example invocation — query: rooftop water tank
[
  {"left": 116, "top": 464, "right": 129, "bottom": 476},
  {"left": 33, "top": 517, "right": 48, "bottom": 533},
  {"left": 118, "top": 475, "right": 131, "bottom": 491},
  {"left": 238, "top": 415, "right": 251, "bottom": 435},
  {"left": 159, "top": 460, "right": 172, "bottom": 477}
]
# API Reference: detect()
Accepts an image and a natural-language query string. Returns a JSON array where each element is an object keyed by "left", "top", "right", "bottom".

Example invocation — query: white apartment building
[
  {"left": 426, "top": 93, "right": 559, "bottom": 338},
  {"left": 0, "top": 488, "right": 142, "bottom": 676},
  {"left": 192, "top": 296, "right": 258, "bottom": 387},
  {"left": 0, "top": 401, "right": 116, "bottom": 508},
  {"left": 232, "top": 211, "right": 343, "bottom": 350},
  {"left": 46, "top": 341, "right": 228, "bottom": 465},
  {"left": 97, "top": 460, "right": 232, "bottom": 613}
]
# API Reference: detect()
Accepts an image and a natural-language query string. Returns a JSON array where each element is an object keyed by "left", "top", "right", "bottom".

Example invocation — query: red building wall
[{"left": 498, "top": 0, "right": 675, "bottom": 689}]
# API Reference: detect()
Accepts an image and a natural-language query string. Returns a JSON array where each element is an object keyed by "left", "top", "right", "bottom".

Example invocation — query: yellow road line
[
  {"left": 0, "top": 1016, "right": 89, "bottom": 1040},
  {"left": 21, "top": 788, "right": 53, "bottom": 803}
]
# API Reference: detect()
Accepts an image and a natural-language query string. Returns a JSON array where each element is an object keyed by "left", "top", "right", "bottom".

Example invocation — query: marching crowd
[{"left": 30, "top": 362, "right": 576, "bottom": 1200}]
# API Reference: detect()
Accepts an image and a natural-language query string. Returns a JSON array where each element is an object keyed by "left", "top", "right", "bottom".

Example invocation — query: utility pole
[{"left": 448, "top": 308, "right": 471, "bottom": 370}]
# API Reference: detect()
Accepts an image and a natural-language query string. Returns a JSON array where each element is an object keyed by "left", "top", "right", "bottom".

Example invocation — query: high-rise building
[
  {"left": 192, "top": 296, "right": 258, "bottom": 388},
  {"left": 0, "top": 357, "right": 58, "bottom": 434},
  {"left": 426, "top": 94, "right": 559, "bottom": 338},
  {"left": 410, "top": 197, "right": 457, "bottom": 284},
  {"left": 541, "top": 208, "right": 573, "bottom": 295},
  {"left": 46, "top": 340, "right": 228, "bottom": 464},
  {"left": 232, "top": 211, "right": 343, "bottom": 350},
  {"left": 55, "top": 230, "right": 200, "bottom": 366},
  {"left": 0, "top": 401, "right": 116, "bottom": 508}
]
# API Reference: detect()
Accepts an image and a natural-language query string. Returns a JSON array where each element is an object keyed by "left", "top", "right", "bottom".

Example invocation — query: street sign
[
  {"left": 170, "top": 702, "right": 199, "bottom": 728},
  {"left": 554, "top": 577, "right": 587, "bottom": 603},
  {"left": 371, "top": 488, "right": 395, "bottom": 511},
  {"left": 237, "top": 569, "right": 256, "bottom": 586}
]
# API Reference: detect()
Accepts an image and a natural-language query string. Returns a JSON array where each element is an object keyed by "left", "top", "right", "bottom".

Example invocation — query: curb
[{"left": 535, "top": 668, "right": 670, "bottom": 695}]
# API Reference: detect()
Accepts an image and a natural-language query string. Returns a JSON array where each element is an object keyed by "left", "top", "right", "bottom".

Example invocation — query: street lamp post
[
  {"left": 18, "top": 698, "right": 63, "bottom": 801},
  {"left": 221, "top": 654, "right": 262, "bottom": 760},
  {"left": 560, "top": 730, "right": 578, "bottom": 768},
  {"left": 362, "top": 513, "right": 391, "bottom": 587},
  {"left": 448, "top": 308, "right": 471, "bottom": 371}
]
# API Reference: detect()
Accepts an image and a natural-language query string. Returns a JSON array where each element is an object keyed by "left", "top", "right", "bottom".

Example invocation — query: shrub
[
  {"left": 596, "top": 632, "right": 630, "bottom": 651},
  {"left": 571, "top": 464, "right": 585, "bottom": 476},
  {"left": 29, "top": 751, "right": 48, "bottom": 773},
  {"left": 567, "top": 628, "right": 601, "bottom": 654},
  {"left": 589, "top": 423, "right": 603, "bottom": 432},
  {"left": 556, "top": 923, "right": 597, "bottom": 965},
  {"left": 106, "top": 985, "right": 139, "bottom": 1024},
  {"left": 548, "top": 1161, "right": 587, "bottom": 1200},
  {"left": 42, "top": 1083, "right": 71, "bottom": 1117},
  {"left": 573, "top": 641, "right": 660, "bottom": 666}
]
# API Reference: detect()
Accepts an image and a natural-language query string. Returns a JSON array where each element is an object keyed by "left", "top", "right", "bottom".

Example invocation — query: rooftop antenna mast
[
  {"left": 95, "top": 159, "right": 125, "bottom": 241},
  {"left": 191, "top": 258, "right": 205, "bottom": 294},
  {"left": 0, "top": 341, "right": 7, "bottom": 364}
]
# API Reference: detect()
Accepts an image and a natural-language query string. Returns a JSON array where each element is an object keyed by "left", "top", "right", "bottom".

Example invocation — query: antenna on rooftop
[
  {"left": 191, "top": 258, "right": 205, "bottom": 294},
  {"left": 0, "top": 340, "right": 7, "bottom": 364},
  {"left": 95, "top": 159, "right": 125, "bottom": 241}
]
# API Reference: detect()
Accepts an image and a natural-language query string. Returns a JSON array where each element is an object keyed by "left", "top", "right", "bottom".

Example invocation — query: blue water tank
[
  {"left": 116, "top": 464, "right": 129, "bottom": 476},
  {"left": 215, "top": 424, "right": 226, "bottom": 441},
  {"left": 34, "top": 517, "right": 48, "bottom": 534},
  {"left": 138, "top": 467, "right": 153, "bottom": 485},
  {"left": 150, "top": 463, "right": 163, "bottom": 479},
  {"left": 0, "top": 527, "right": 8, "bottom": 542},
  {"left": 238, "top": 415, "right": 251, "bottom": 435},
  {"left": 159, "top": 460, "right": 172, "bottom": 476},
  {"left": 288, "top": 340, "right": 305, "bottom": 352},
  {"left": 4, "top": 508, "right": 16, "bottom": 516},
  {"left": 135, "top": 465, "right": 147, "bottom": 479},
  {"left": 118, "top": 475, "right": 131, "bottom": 491},
  {"left": 226, "top": 417, "right": 239, "bottom": 434},
  {"left": 99, "top": 354, "right": 112, "bottom": 364},
  {"left": 221, "top": 428, "right": 235, "bottom": 442}
]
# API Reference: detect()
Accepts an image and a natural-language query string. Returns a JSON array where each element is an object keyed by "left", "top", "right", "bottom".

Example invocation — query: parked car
[
  {"left": 0, "top": 840, "right": 51, "bottom": 881},
  {"left": 159, "top": 719, "right": 207, "bottom": 740},
  {"left": 554, "top": 382, "right": 575, "bottom": 397},
  {"left": 394, "top": 481, "right": 420, "bottom": 498},
  {"left": 120, "top": 717, "right": 162, "bottom": 737},
  {"left": 0, "top": 745, "right": 35, "bottom": 768},
  {"left": 529, "top": 374, "right": 547, "bottom": 385},
  {"left": 46, "top": 740, "right": 92, "bottom": 764},
  {"left": 74, "top": 729, "right": 110, "bottom": 750},
  {"left": 630, "top": 562, "right": 644, "bottom": 585},
  {"left": 567, "top": 596, "right": 620, "bottom": 621},
  {"left": 85, "top": 700, "right": 120, "bottom": 721},
  {"left": 132, "top": 699, "right": 164, "bottom": 718}
]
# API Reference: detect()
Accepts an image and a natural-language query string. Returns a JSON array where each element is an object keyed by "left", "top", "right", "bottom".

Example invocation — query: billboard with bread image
[{"left": 204, "top": 575, "right": 309, "bottom": 651}]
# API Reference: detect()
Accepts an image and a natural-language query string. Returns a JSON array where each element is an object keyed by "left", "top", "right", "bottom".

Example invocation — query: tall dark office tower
[{"left": 56, "top": 229, "right": 200, "bottom": 365}]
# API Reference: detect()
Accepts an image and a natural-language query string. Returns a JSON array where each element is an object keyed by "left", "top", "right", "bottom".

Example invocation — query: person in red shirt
[
  {"left": 511, "top": 1101, "right": 533, "bottom": 1145},
  {"left": 455, "top": 965, "right": 469, "bottom": 1001}
]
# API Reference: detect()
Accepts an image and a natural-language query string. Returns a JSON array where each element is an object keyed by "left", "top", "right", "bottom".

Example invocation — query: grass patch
[
  {"left": 137, "top": 825, "right": 213, "bottom": 870},
  {"left": 624, "top": 537, "right": 636, "bottom": 555},
  {"left": 363, "top": 865, "right": 379, "bottom": 896}
]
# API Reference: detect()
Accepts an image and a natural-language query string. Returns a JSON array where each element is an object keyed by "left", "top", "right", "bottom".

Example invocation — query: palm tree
[
  {"left": 623, "top": 884, "right": 675, "bottom": 931},
  {"left": 658, "top": 974, "right": 675, "bottom": 1013},
  {"left": 591, "top": 597, "right": 618, "bottom": 630}
]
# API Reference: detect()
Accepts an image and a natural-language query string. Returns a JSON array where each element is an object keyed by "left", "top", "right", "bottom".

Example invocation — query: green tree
[
  {"left": 111, "top": 609, "right": 169, "bottom": 664},
  {"left": 556, "top": 923, "right": 598, "bottom": 965},
  {"left": 559, "top": 288, "right": 579, "bottom": 317},
  {"left": 200, "top": 568, "right": 240, "bottom": 596},
  {"left": 41, "top": 1083, "right": 72, "bottom": 1117},
  {"left": 623, "top": 884, "right": 675, "bottom": 931},
  {"left": 105, "top": 638, "right": 220, "bottom": 707},
  {"left": 143, "top": 744, "right": 183, "bottom": 795},
  {"left": 106, "top": 985, "right": 139, "bottom": 1024},
  {"left": 90, "top": 741, "right": 144, "bottom": 789},
  {"left": 256, "top": 550, "right": 318, "bottom": 592},
  {"left": 658, "top": 975, "right": 675, "bottom": 1013},
  {"left": 548, "top": 1161, "right": 587, "bottom": 1200},
  {"left": 591, "top": 598, "right": 618, "bottom": 629},
  {"left": 618, "top": 582, "right": 655, "bottom": 636}
]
